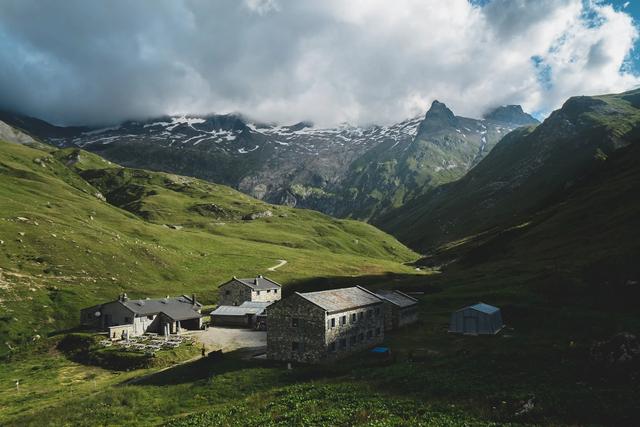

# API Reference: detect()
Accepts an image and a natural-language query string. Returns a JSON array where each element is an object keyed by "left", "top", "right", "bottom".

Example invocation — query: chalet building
[
  {"left": 80, "top": 293, "right": 202, "bottom": 340},
  {"left": 210, "top": 301, "right": 271, "bottom": 328},
  {"left": 218, "top": 275, "right": 281, "bottom": 306},
  {"left": 267, "top": 286, "right": 384, "bottom": 364},
  {"left": 374, "top": 290, "right": 419, "bottom": 331}
]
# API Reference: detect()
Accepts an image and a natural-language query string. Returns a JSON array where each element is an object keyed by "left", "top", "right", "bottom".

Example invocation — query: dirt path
[{"left": 267, "top": 259, "right": 287, "bottom": 271}]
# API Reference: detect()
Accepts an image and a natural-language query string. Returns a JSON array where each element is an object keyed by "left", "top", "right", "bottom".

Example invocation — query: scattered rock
[
  {"left": 89, "top": 216, "right": 94, "bottom": 221},
  {"left": 18, "top": 232, "right": 25, "bottom": 236},
  {"left": 16, "top": 217, "right": 29, "bottom": 222},
  {"left": 95, "top": 192, "right": 106, "bottom": 201},
  {"left": 515, "top": 396, "right": 535, "bottom": 416},
  {"left": 591, "top": 332, "right": 640, "bottom": 367},
  {"left": 242, "top": 210, "right": 273, "bottom": 220},
  {"left": 166, "top": 224, "right": 183, "bottom": 230},
  {"left": 51, "top": 234, "right": 57, "bottom": 238}
]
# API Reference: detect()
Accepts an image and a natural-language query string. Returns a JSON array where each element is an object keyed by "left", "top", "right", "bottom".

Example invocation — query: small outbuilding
[
  {"left": 449, "top": 302, "right": 504, "bottom": 335},
  {"left": 210, "top": 301, "right": 271, "bottom": 328}
]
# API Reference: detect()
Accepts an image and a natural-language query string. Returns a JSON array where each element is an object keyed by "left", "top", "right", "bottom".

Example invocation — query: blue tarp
[{"left": 371, "top": 347, "right": 389, "bottom": 353}]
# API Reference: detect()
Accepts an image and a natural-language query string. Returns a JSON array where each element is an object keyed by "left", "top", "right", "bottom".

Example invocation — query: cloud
[{"left": 0, "top": 0, "right": 637, "bottom": 126}]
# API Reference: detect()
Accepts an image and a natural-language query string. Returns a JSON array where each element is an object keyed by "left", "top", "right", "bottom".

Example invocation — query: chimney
[
  {"left": 192, "top": 293, "right": 197, "bottom": 306},
  {"left": 122, "top": 293, "right": 128, "bottom": 302}
]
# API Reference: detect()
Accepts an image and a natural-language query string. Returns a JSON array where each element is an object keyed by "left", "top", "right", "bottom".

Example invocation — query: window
[
  {"left": 330, "top": 318, "right": 335, "bottom": 328},
  {"left": 267, "top": 289, "right": 271, "bottom": 293},
  {"left": 358, "top": 312, "right": 364, "bottom": 320},
  {"left": 329, "top": 342, "right": 336, "bottom": 352},
  {"left": 291, "top": 317, "right": 299, "bottom": 327},
  {"left": 350, "top": 335, "right": 357, "bottom": 345},
  {"left": 256, "top": 291, "right": 261, "bottom": 296},
  {"left": 147, "top": 315, "right": 153, "bottom": 320},
  {"left": 225, "top": 290, "right": 230, "bottom": 295},
  {"left": 274, "top": 289, "right": 278, "bottom": 294},
  {"left": 351, "top": 313, "right": 357, "bottom": 322},
  {"left": 292, "top": 341, "right": 299, "bottom": 351},
  {"left": 340, "top": 315, "right": 346, "bottom": 325},
  {"left": 375, "top": 327, "right": 381, "bottom": 336},
  {"left": 358, "top": 333, "right": 364, "bottom": 342},
  {"left": 367, "top": 330, "right": 373, "bottom": 339},
  {"left": 339, "top": 338, "right": 347, "bottom": 350}
]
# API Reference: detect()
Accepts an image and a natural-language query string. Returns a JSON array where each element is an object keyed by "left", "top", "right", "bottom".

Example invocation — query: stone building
[
  {"left": 374, "top": 290, "right": 419, "bottom": 331},
  {"left": 217, "top": 275, "right": 281, "bottom": 306},
  {"left": 267, "top": 286, "right": 384, "bottom": 363},
  {"left": 80, "top": 293, "right": 202, "bottom": 339}
]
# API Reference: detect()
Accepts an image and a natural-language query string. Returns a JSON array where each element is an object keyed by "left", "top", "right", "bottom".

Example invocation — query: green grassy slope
[
  {"left": 0, "top": 140, "right": 418, "bottom": 355},
  {"left": 379, "top": 89, "right": 640, "bottom": 252}
]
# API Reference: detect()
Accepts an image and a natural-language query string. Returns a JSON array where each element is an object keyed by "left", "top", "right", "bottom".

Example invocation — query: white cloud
[{"left": 0, "top": 0, "right": 637, "bottom": 126}]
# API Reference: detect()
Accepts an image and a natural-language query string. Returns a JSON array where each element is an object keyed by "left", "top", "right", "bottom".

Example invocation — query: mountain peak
[
  {"left": 417, "top": 100, "right": 457, "bottom": 134},
  {"left": 483, "top": 105, "right": 539, "bottom": 126}
]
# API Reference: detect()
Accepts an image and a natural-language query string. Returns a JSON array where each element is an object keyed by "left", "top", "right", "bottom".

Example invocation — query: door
[{"left": 464, "top": 316, "right": 478, "bottom": 335}]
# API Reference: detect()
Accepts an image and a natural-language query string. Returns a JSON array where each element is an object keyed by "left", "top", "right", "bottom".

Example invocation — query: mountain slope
[
  {"left": 0, "top": 105, "right": 537, "bottom": 220},
  {"left": 378, "top": 89, "right": 640, "bottom": 252},
  {"left": 332, "top": 101, "right": 538, "bottom": 220},
  {"left": 0, "top": 139, "right": 418, "bottom": 356}
]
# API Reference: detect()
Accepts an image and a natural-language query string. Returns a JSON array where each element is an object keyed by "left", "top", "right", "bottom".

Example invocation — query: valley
[{"left": 1, "top": 89, "right": 639, "bottom": 426}]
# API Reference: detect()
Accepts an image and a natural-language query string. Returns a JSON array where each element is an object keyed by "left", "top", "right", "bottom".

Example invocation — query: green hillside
[
  {"left": 0, "top": 140, "right": 418, "bottom": 355},
  {"left": 379, "top": 89, "right": 640, "bottom": 252}
]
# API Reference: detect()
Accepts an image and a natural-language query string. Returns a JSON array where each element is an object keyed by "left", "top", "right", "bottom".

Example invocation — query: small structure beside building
[
  {"left": 217, "top": 275, "right": 281, "bottom": 306},
  {"left": 80, "top": 293, "right": 202, "bottom": 340},
  {"left": 449, "top": 302, "right": 504, "bottom": 335},
  {"left": 210, "top": 301, "right": 271, "bottom": 328},
  {"left": 267, "top": 286, "right": 384, "bottom": 364},
  {"left": 374, "top": 290, "right": 419, "bottom": 331}
]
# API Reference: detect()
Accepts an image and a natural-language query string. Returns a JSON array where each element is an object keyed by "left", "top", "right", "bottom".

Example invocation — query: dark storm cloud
[{"left": 0, "top": 0, "right": 637, "bottom": 127}]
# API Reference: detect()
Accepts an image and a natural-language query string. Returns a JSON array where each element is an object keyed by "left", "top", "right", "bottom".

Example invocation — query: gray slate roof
[
  {"left": 121, "top": 295, "right": 202, "bottom": 321},
  {"left": 375, "top": 290, "right": 418, "bottom": 308},
  {"left": 230, "top": 276, "right": 281, "bottom": 290},
  {"left": 297, "top": 286, "right": 382, "bottom": 313}
]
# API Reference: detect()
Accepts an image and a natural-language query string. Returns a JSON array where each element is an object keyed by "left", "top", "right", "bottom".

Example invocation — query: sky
[{"left": 0, "top": 0, "right": 639, "bottom": 127}]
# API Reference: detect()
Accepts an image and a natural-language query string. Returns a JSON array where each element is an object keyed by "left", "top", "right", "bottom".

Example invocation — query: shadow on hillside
[
  {"left": 283, "top": 271, "right": 443, "bottom": 296},
  {"left": 125, "top": 347, "right": 271, "bottom": 386}
]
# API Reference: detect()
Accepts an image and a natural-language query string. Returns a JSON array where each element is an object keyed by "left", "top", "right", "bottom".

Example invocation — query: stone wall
[
  {"left": 218, "top": 281, "right": 252, "bottom": 305},
  {"left": 267, "top": 296, "right": 385, "bottom": 364},
  {"left": 324, "top": 303, "right": 384, "bottom": 361},
  {"left": 250, "top": 287, "right": 281, "bottom": 303},
  {"left": 267, "top": 294, "right": 328, "bottom": 363}
]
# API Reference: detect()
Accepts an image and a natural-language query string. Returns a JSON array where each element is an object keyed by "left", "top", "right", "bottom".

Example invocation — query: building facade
[
  {"left": 217, "top": 275, "right": 281, "bottom": 306},
  {"left": 80, "top": 294, "right": 202, "bottom": 339},
  {"left": 267, "top": 286, "right": 384, "bottom": 363},
  {"left": 375, "top": 290, "right": 419, "bottom": 331}
]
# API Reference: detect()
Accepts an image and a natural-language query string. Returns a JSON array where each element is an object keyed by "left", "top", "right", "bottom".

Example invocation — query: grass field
[{"left": 0, "top": 140, "right": 420, "bottom": 356}]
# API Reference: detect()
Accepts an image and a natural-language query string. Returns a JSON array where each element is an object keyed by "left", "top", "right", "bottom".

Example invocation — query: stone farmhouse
[
  {"left": 267, "top": 286, "right": 385, "bottom": 363},
  {"left": 374, "top": 290, "right": 419, "bottom": 331},
  {"left": 218, "top": 275, "right": 281, "bottom": 306},
  {"left": 80, "top": 293, "right": 202, "bottom": 340}
]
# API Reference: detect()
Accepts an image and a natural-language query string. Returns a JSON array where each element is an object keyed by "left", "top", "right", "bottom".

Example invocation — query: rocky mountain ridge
[{"left": 0, "top": 103, "right": 538, "bottom": 220}]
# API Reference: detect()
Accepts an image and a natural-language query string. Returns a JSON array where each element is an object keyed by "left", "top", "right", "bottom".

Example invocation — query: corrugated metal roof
[
  {"left": 121, "top": 296, "right": 202, "bottom": 321},
  {"left": 233, "top": 276, "right": 281, "bottom": 290},
  {"left": 239, "top": 301, "right": 272, "bottom": 308},
  {"left": 468, "top": 302, "right": 500, "bottom": 314},
  {"left": 210, "top": 306, "right": 265, "bottom": 316},
  {"left": 297, "top": 286, "right": 382, "bottom": 313},
  {"left": 375, "top": 290, "right": 418, "bottom": 308}
]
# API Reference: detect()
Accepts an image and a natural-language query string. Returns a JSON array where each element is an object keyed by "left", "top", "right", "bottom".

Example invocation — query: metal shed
[{"left": 449, "top": 302, "right": 504, "bottom": 335}]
